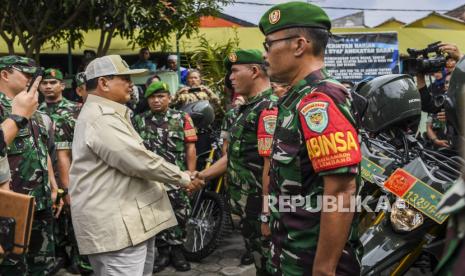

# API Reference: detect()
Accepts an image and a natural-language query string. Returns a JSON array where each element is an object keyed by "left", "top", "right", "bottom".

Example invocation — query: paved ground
[{"left": 56, "top": 217, "right": 255, "bottom": 276}]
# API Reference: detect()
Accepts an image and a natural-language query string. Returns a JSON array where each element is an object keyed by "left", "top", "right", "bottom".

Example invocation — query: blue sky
[{"left": 222, "top": 0, "right": 465, "bottom": 27}]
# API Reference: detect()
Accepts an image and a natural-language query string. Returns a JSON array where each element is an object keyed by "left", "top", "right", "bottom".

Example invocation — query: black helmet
[
  {"left": 354, "top": 74, "right": 421, "bottom": 133},
  {"left": 180, "top": 100, "right": 215, "bottom": 128},
  {"left": 445, "top": 56, "right": 465, "bottom": 137}
]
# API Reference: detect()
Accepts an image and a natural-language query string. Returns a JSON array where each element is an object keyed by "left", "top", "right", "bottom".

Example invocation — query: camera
[{"left": 402, "top": 41, "right": 446, "bottom": 75}]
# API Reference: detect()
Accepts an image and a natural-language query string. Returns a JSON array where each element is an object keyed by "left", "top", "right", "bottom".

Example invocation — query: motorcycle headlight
[{"left": 390, "top": 198, "right": 424, "bottom": 232}]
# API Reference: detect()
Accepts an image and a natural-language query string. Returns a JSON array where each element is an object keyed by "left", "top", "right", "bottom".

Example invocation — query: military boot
[
  {"left": 153, "top": 246, "right": 171, "bottom": 273},
  {"left": 170, "top": 245, "right": 190, "bottom": 271},
  {"left": 241, "top": 250, "right": 254, "bottom": 265}
]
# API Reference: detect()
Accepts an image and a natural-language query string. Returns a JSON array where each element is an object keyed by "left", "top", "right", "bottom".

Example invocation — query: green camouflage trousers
[
  {"left": 228, "top": 184, "right": 272, "bottom": 276},
  {"left": 0, "top": 209, "right": 55, "bottom": 276},
  {"left": 156, "top": 189, "right": 191, "bottom": 247},
  {"left": 55, "top": 211, "right": 92, "bottom": 274}
]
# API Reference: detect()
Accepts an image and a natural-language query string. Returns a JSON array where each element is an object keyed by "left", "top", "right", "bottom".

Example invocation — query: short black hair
[
  {"left": 85, "top": 77, "right": 99, "bottom": 92},
  {"left": 140, "top": 47, "right": 150, "bottom": 53},
  {"left": 286, "top": 27, "right": 330, "bottom": 56},
  {"left": 85, "top": 75, "right": 115, "bottom": 92}
]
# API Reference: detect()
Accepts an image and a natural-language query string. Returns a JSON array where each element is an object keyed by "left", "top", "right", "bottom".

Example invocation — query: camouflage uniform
[
  {"left": 268, "top": 68, "right": 362, "bottom": 275},
  {"left": 39, "top": 97, "right": 81, "bottom": 151},
  {"left": 132, "top": 108, "right": 197, "bottom": 246},
  {"left": 227, "top": 89, "right": 277, "bottom": 275},
  {"left": 220, "top": 108, "right": 241, "bottom": 215},
  {"left": 0, "top": 93, "right": 56, "bottom": 276},
  {"left": 220, "top": 107, "right": 239, "bottom": 144},
  {"left": 39, "top": 99, "right": 92, "bottom": 273}
]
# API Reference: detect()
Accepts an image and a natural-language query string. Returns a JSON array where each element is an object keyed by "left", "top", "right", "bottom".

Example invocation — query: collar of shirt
[
  {"left": 278, "top": 67, "right": 329, "bottom": 109},
  {"left": 244, "top": 88, "right": 273, "bottom": 107},
  {"left": 86, "top": 94, "right": 130, "bottom": 121}
]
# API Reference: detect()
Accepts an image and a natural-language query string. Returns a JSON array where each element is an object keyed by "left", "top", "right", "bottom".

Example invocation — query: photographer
[
  {"left": 416, "top": 43, "right": 463, "bottom": 113},
  {"left": 425, "top": 72, "right": 451, "bottom": 148}
]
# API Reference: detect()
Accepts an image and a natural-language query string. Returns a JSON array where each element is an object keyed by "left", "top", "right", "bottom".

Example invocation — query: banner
[{"left": 325, "top": 32, "right": 399, "bottom": 83}]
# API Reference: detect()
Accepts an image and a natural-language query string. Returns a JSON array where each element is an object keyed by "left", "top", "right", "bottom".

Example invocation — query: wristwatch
[
  {"left": 260, "top": 213, "right": 270, "bottom": 223},
  {"left": 8, "top": 114, "right": 28, "bottom": 129}
]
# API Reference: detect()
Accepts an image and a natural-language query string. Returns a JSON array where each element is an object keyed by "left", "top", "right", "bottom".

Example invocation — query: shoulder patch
[{"left": 300, "top": 101, "right": 329, "bottom": 133}]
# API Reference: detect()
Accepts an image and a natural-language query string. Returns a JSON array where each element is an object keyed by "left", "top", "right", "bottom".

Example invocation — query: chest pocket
[{"left": 8, "top": 127, "right": 32, "bottom": 155}]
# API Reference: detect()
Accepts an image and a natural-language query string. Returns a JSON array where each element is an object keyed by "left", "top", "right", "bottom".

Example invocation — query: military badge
[
  {"left": 263, "top": 115, "right": 276, "bottom": 135},
  {"left": 228, "top": 53, "right": 237, "bottom": 62},
  {"left": 50, "top": 70, "right": 56, "bottom": 77},
  {"left": 300, "top": 101, "right": 329, "bottom": 133},
  {"left": 269, "top": 10, "right": 281, "bottom": 24}
]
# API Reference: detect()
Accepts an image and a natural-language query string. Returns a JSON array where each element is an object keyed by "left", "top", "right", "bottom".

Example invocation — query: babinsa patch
[{"left": 300, "top": 101, "right": 329, "bottom": 133}]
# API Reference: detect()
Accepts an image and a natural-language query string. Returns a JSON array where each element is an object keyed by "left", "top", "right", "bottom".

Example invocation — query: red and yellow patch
[
  {"left": 298, "top": 92, "right": 361, "bottom": 172},
  {"left": 257, "top": 107, "right": 277, "bottom": 157},
  {"left": 183, "top": 114, "right": 198, "bottom": 143}
]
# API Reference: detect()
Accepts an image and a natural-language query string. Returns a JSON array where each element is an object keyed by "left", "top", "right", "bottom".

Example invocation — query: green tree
[
  {"left": 78, "top": 0, "right": 233, "bottom": 56},
  {"left": 189, "top": 31, "right": 240, "bottom": 109},
  {"left": 0, "top": 0, "right": 88, "bottom": 61}
]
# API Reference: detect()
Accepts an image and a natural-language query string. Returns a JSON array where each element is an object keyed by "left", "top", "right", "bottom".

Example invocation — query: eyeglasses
[{"left": 263, "top": 35, "right": 307, "bottom": 52}]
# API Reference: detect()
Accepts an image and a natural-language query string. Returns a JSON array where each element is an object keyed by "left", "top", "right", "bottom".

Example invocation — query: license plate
[
  {"left": 361, "top": 157, "right": 386, "bottom": 183},
  {"left": 384, "top": 168, "right": 448, "bottom": 224}
]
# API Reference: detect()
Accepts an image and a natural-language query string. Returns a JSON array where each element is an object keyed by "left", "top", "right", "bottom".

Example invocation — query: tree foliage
[
  {"left": 0, "top": 0, "right": 88, "bottom": 60},
  {"left": 189, "top": 31, "right": 240, "bottom": 108},
  {"left": 0, "top": 0, "right": 234, "bottom": 59}
]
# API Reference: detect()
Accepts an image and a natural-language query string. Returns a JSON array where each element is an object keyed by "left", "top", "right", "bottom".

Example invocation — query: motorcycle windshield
[
  {"left": 400, "top": 157, "right": 454, "bottom": 193},
  {"left": 361, "top": 141, "right": 397, "bottom": 187}
]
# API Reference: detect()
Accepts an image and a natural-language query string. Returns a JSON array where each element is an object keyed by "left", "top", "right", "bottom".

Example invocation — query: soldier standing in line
[
  {"left": 259, "top": 2, "right": 362, "bottom": 275},
  {"left": 194, "top": 49, "right": 278, "bottom": 275},
  {"left": 0, "top": 56, "right": 61, "bottom": 275},
  {"left": 38, "top": 69, "right": 92, "bottom": 274},
  {"left": 132, "top": 81, "right": 197, "bottom": 273}
]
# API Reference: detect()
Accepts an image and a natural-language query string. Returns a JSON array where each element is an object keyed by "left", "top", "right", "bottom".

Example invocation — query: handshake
[{"left": 184, "top": 171, "right": 206, "bottom": 193}]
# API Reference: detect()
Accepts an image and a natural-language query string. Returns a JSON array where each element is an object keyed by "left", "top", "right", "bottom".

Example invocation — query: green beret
[
  {"left": 43, "top": 68, "right": 63, "bottom": 80},
  {"left": 0, "top": 55, "right": 37, "bottom": 74},
  {"left": 259, "top": 1, "right": 331, "bottom": 35},
  {"left": 223, "top": 49, "right": 264, "bottom": 71},
  {"left": 145, "top": 81, "right": 170, "bottom": 98}
]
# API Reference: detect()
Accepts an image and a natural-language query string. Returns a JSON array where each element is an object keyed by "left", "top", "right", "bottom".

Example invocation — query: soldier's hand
[
  {"left": 51, "top": 188, "right": 64, "bottom": 218},
  {"left": 437, "top": 111, "right": 446, "bottom": 122},
  {"left": 12, "top": 76, "right": 41, "bottom": 119},
  {"left": 261, "top": 222, "right": 271, "bottom": 238}
]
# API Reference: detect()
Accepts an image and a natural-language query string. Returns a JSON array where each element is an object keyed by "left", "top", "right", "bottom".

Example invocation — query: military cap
[
  {"left": 224, "top": 49, "right": 264, "bottom": 71},
  {"left": 0, "top": 55, "right": 38, "bottom": 74},
  {"left": 145, "top": 81, "right": 170, "bottom": 98},
  {"left": 44, "top": 68, "right": 64, "bottom": 80},
  {"left": 259, "top": 1, "right": 331, "bottom": 35}
]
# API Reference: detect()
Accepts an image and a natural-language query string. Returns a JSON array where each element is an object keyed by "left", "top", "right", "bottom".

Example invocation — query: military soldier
[
  {"left": 38, "top": 69, "right": 91, "bottom": 274},
  {"left": 0, "top": 62, "right": 41, "bottom": 264},
  {"left": 132, "top": 81, "right": 197, "bottom": 272},
  {"left": 259, "top": 2, "right": 362, "bottom": 275},
  {"left": 0, "top": 56, "right": 60, "bottom": 275},
  {"left": 195, "top": 49, "right": 278, "bottom": 275}
]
